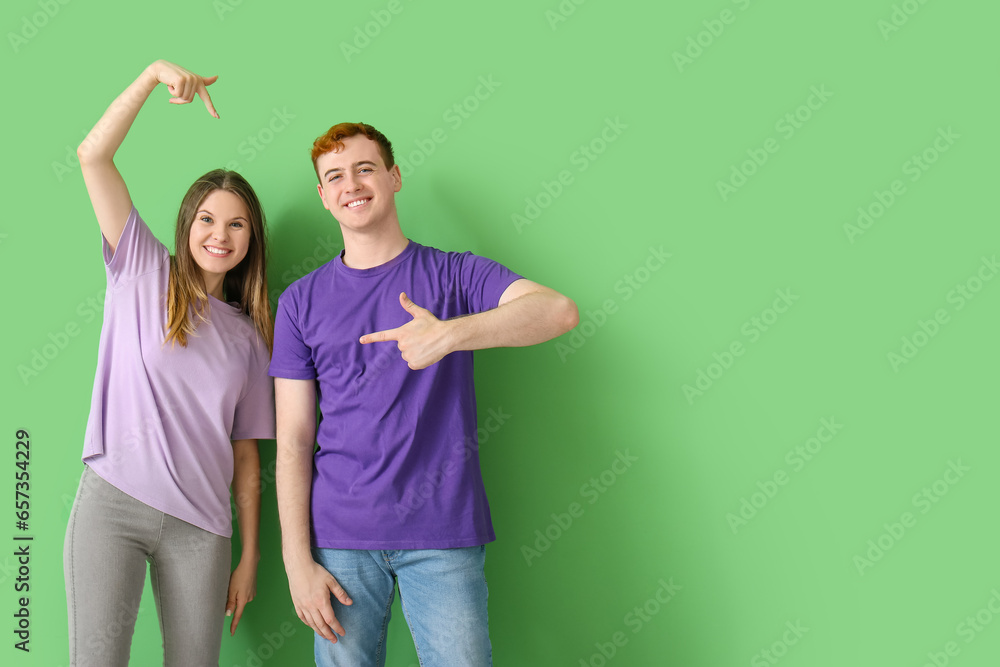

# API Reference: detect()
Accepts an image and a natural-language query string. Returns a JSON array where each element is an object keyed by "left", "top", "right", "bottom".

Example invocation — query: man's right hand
[{"left": 286, "top": 558, "right": 353, "bottom": 642}]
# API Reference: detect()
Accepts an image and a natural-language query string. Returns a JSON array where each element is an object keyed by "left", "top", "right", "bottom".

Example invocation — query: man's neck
[{"left": 340, "top": 223, "right": 410, "bottom": 270}]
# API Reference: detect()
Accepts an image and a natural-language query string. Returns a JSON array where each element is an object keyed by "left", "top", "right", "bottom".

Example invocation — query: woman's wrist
[
  {"left": 239, "top": 549, "right": 261, "bottom": 565},
  {"left": 141, "top": 62, "right": 163, "bottom": 88}
]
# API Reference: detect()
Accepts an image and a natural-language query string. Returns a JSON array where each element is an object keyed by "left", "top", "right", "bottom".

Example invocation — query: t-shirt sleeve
[
  {"left": 103, "top": 207, "right": 169, "bottom": 286},
  {"left": 457, "top": 252, "right": 523, "bottom": 313},
  {"left": 270, "top": 289, "right": 318, "bottom": 379},
  {"left": 232, "top": 340, "right": 276, "bottom": 440}
]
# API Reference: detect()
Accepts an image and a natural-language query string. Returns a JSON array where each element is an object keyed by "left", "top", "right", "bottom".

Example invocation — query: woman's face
[{"left": 187, "top": 189, "right": 252, "bottom": 284}]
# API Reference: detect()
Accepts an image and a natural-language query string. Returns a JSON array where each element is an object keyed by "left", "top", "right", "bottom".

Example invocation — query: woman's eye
[
  {"left": 200, "top": 216, "right": 213, "bottom": 224},
  {"left": 230, "top": 221, "right": 244, "bottom": 229}
]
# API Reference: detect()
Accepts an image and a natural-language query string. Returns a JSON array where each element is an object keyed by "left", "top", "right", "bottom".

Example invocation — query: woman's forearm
[
  {"left": 232, "top": 439, "right": 262, "bottom": 562},
  {"left": 77, "top": 63, "right": 160, "bottom": 166}
]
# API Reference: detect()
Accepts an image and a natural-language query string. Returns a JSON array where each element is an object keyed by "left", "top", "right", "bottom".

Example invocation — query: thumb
[
  {"left": 203, "top": 75, "right": 219, "bottom": 86},
  {"left": 399, "top": 291, "right": 425, "bottom": 315}
]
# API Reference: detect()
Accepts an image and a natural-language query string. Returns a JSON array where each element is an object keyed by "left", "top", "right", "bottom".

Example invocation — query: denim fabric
[{"left": 312, "top": 546, "right": 491, "bottom": 667}]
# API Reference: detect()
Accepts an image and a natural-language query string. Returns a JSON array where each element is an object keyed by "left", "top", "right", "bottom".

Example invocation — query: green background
[{"left": 2, "top": 0, "right": 998, "bottom": 665}]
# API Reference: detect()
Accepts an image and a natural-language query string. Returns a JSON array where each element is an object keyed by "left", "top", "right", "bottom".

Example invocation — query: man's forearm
[
  {"left": 447, "top": 287, "right": 578, "bottom": 352},
  {"left": 276, "top": 437, "right": 316, "bottom": 566},
  {"left": 359, "top": 281, "right": 578, "bottom": 372}
]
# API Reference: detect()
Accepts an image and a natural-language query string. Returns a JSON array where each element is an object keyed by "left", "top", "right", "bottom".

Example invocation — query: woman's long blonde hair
[{"left": 165, "top": 169, "right": 272, "bottom": 353}]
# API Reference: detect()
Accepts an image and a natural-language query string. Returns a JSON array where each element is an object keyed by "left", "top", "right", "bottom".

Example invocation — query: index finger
[
  {"left": 229, "top": 595, "right": 247, "bottom": 635},
  {"left": 196, "top": 79, "right": 219, "bottom": 119},
  {"left": 360, "top": 328, "right": 400, "bottom": 345}
]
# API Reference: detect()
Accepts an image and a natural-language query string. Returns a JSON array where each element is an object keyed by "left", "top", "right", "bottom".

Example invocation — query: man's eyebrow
[{"left": 323, "top": 161, "right": 378, "bottom": 178}]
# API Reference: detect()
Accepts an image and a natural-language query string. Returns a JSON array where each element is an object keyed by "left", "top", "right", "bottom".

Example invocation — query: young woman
[{"left": 64, "top": 60, "right": 275, "bottom": 666}]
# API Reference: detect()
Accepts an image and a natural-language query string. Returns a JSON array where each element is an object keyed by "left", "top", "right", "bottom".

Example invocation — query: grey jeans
[{"left": 64, "top": 465, "right": 231, "bottom": 666}]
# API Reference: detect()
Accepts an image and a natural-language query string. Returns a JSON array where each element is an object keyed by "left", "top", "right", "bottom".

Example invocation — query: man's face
[{"left": 315, "top": 135, "right": 401, "bottom": 232}]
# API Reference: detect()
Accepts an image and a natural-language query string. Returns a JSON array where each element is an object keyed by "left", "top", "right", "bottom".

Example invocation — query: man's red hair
[{"left": 311, "top": 123, "right": 395, "bottom": 179}]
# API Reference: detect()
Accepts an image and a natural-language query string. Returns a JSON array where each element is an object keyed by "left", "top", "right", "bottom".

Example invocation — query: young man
[{"left": 270, "top": 123, "right": 578, "bottom": 666}]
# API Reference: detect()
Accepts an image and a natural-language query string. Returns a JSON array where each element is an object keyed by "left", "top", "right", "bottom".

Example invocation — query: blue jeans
[{"left": 311, "top": 546, "right": 492, "bottom": 667}]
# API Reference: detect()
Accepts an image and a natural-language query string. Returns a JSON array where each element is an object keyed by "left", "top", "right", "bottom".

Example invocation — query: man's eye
[
  {"left": 329, "top": 175, "right": 341, "bottom": 182},
  {"left": 360, "top": 168, "right": 372, "bottom": 173}
]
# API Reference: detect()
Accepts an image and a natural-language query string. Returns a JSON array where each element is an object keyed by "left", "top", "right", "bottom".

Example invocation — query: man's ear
[
  {"left": 390, "top": 164, "right": 402, "bottom": 193},
  {"left": 317, "top": 182, "right": 332, "bottom": 211}
]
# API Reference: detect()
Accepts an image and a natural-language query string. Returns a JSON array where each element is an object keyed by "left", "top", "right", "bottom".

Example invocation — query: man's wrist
[
  {"left": 282, "top": 542, "right": 315, "bottom": 568},
  {"left": 442, "top": 314, "right": 470, "bottom": 354}
]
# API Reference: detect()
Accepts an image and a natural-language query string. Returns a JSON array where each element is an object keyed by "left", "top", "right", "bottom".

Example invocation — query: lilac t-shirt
[
  {"left": 270, "top": 241, "right": 520, "bottom": 549},
  {"left": 82, "top": 207, "right": 275, "bottom": 537}
]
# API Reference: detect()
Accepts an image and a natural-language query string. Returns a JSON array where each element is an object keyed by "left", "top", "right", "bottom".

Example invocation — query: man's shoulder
[
  {"left": 409, "top": 240, "right": 501, "bottom": 267},
  {"left": 278, "top": 258, "right": 338, "bottom": 305}
]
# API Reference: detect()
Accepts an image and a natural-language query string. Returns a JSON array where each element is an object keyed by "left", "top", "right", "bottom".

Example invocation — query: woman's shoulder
[{"left": 105, "top": 206, "right": 170, "bottom": 284}]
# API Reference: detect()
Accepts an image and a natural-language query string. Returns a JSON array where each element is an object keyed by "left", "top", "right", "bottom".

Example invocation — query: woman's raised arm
[{"left": 77, "top": 60, "right": 219, "bottom": 253}]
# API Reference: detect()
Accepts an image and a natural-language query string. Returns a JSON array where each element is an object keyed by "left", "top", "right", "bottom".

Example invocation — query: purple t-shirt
[
  {"left": 82, "top": 207, "right": 275, "bottom": 537},
  {"left": 270, "top": 241, "right": 521, "bottom": 549}
]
